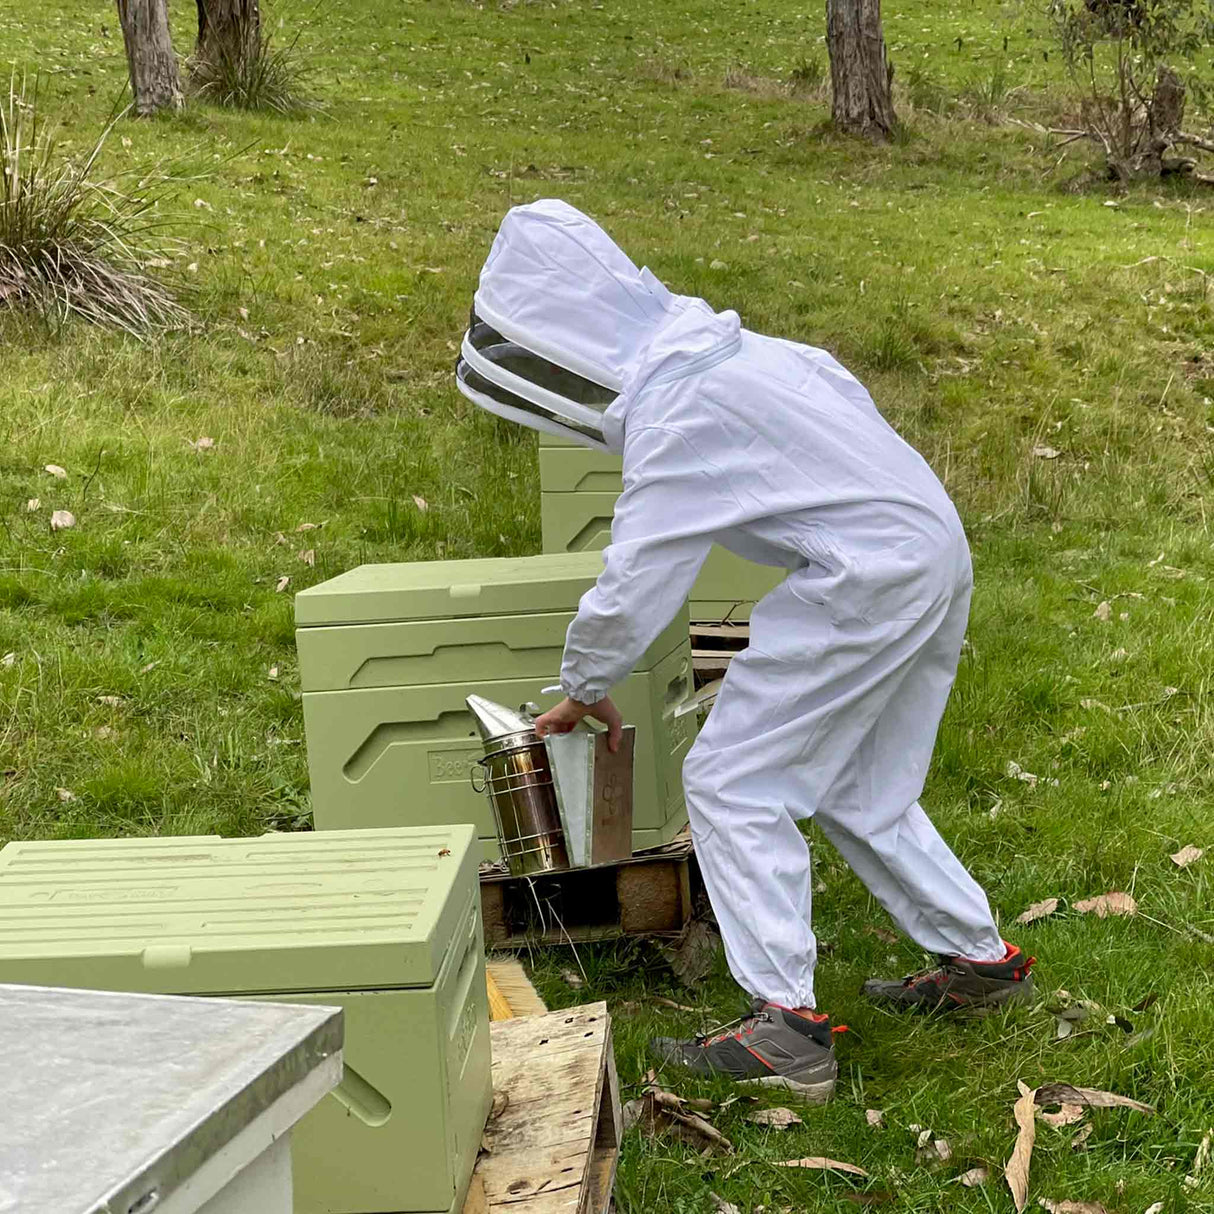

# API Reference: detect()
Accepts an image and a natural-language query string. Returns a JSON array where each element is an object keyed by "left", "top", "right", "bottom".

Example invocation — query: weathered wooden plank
[{"left": 466, "top": 1004, "right": 616, "bottom": 1214}]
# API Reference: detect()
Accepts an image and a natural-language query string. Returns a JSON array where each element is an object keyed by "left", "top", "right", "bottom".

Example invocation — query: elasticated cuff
[{"left": 561, "top": 683, "right": 605, "bottom": 707}]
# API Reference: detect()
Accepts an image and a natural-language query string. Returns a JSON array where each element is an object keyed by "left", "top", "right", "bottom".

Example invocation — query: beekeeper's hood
[{"left": 456, "top": 199, "right": 685, "bottom": 452}]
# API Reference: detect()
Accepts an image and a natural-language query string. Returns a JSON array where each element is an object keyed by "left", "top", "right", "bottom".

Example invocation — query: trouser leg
[
  {"left": 684, "top": 769, "right": 818, "bottom": 1009},
  {"left": 683, "top": 562, "right": 1003, "bottom": 1007},
  {"left": 814, "top": 586, "right": 1004, "bottom": 960}
]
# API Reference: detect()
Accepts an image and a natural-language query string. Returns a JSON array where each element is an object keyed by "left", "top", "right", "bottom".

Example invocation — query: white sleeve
[{"left": 559, "top": 424, "right": 726, "bottom": 704}]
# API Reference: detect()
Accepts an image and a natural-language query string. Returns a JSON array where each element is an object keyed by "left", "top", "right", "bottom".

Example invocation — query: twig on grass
[{"left": 79, "top": 446, "right": 105, "bottom": 506}]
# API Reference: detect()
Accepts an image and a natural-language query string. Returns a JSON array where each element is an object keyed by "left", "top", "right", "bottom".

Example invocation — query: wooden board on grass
[{"left": 463, "top": 1003, "right": 620, "bottom": 1214}]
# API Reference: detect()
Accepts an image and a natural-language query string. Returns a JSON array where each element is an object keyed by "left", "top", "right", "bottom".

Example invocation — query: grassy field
[{"left": 3, "top": 0, "right": 1214, "bottom": 1209}]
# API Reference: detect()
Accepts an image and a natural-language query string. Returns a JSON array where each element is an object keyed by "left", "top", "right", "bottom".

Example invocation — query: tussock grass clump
[
  {"left": 189, "top": 29, "right": 320, "bottom": 115},
  {"left": 0, "top": 78, "right": 188, "bottom": 336}
]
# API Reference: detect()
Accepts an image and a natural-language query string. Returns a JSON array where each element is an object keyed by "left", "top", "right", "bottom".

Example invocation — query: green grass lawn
[{"left": 2, "top": 0, "right": 1213, "bottom": 1209}]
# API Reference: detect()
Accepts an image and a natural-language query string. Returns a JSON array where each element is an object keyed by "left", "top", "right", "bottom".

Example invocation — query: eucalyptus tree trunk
[
  {"left": 826, "top": 0, "right": 896, "bottom": 141},
  {"left": 195, "top": 0, "right": 261, "bottom": 66},
  {"left": 116, "top": 0, "right": 184, "bottom": 116}
]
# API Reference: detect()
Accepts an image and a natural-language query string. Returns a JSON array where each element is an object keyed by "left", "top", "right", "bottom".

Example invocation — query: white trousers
[{"left": 682, "top": 541, "right": 1004, "bottom": 1009}]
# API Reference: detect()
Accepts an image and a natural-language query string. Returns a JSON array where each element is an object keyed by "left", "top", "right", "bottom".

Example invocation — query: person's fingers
[
  {"left": 533, "top": 714, "right": 551, "bottom": 738},
  {"left": 607, "top": 714, "right": 622, "bottom": 753}
]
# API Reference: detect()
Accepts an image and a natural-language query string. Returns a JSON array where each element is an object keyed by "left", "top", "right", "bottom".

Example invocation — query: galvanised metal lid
[
  {"left": 294, "top": 551, "right": 607, "bottom": 627},
  {"left": 0, "top": 826, "right": 479, "bottom": 996},
  {"left": 2, "top": 984, "right": 341, "bottom": 1214}
]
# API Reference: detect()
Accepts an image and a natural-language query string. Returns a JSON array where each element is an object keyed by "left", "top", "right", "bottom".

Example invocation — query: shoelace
[
  {"left": 698, "top": 1005, "right": 771, "bottom": 1047},
  {"left": 904, "top": 964, "right": 950, "bottom": 988}
]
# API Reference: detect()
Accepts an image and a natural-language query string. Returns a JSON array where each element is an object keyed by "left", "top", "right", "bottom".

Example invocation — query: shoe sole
[{"left": 738, "top": 1068, "right": 837, "bottom": 1105}]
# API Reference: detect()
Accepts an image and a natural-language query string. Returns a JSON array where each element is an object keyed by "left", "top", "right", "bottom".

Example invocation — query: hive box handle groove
[
  {"left": 342, "top": 713, "right": 475, "bottom": 781},
  {"left": 563, "top": 517, "right": 614, "bottom": 552},
  {"left": 330, "top": 1063, "right": 392, "bottom": 1127}
]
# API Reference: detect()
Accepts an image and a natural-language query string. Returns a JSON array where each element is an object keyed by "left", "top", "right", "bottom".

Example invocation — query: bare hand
[{"left": 534, "top": 695, "right": 624, "bottom": 753}]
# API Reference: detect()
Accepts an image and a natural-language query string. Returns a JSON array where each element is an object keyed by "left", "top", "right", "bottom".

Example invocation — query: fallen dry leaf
[
  {"left": 1093, "top": 601, "right": 1112, "bottom": 622},
  {"left": 1184, "top": 1130, "right": 1211, "bottom": 1188},
  {"left": 96, "top": 695, "right": 123, "bottom": 708},
  {"left": 189, "top": 436, "right": 216, "bottom": 452},
  {"left": 935, "top": 1139, "right": 953, "bottom": 1162},
  {"left": 622, "top": 1098, "right": 645, "bottom": 1133},
  {"left": 710, "top": 1195, "right": 741, "bottom": 1214},
  {"left": 1143, "top": 1204, "right": 1164, "bottom": 1214},
  {"left": 748, "top": 1107, "right": 803, "bottom": 1129},
  {"left": 771, "top": 1157, "right": 868, "bottom": 1177},
  {"left": 93, "top": 725, "right": 116, "bottom": 741},
  {"left": 50, "top": 510, "right": 76, "bottom": 531},
  {"left": 560, "top": 968, "right": 584, "bottom": 989},
  {"left": 55, "top": 787, "right": 77, "bottom": 803},
  {"left": 298, "top": 548, "right": 315, "bottom": 566},
  {"left": 44, "top": 464, "right": 67, "bottom": 479},
  {"left": 296, "top": 521, "right": 320, "bottom": 531},
  {"left": 1006, "top": 1084, "right": 1037, "bottom": 1213},
  {"left": 865, "top": 924, "right": 899, "bottom": 944},
  {"left": 958, "top": 1166, "right": 990, "bottom": 1187},
  {"left": 412, "top": 495, "right": 429, "bottom": 511},
  {"left": 1007, "top": 760, "right": 1039, "bottom": 788},
  {"left": 26, "top": 498, "right": 39, "bottom": 512},
  {"left": 1041, "top": 1104, "right": 1086, "bottom": 1128},
  {"left": 662, "top": 917, "right": 722, "bottom": 987},
  {"left": 1073, "top": 892, "right": 1137, "bottom": 918},
  {"left": 866, "top": 1109, "right": 885, "bottom": 1128},
  {"left": 1037, "top": 1201, "right": 1109, "bottom": 1214},
  {"left": 1017, "top": 898, "right": 1060, "bottom": 925},
  {"left": 1171, "top": 846, "right": 1204, "bottom": 868},
  {"left": 1070, "top": 1124, "right": 1094, "bottom": 1151},
  {"left": 140, "top": 662, "right": 159, "bottom": 675},
  {"left": 268, "top": 666, "right": 279, "bottom": 681},
  {"left": 1032, "top": 446, "right": 1060, "bottom": 459},
  {"left": 633, "top": 1090, "right": 733, "bottom": 1153},
  {"left": 1, "top": 653, "right": 14, "bottom": 668},
  {"left": 275, "top": 576, "right": 291, "bottom": 593},
  {"left": 1034, "top": 1084, "right": 1154, "bottom": 1115}
]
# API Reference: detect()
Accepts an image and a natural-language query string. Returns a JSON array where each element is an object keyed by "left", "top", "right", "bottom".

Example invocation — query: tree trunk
[
  {"left": 826, "top": 0, "right": 896, "bottom": 141},
  {"left": 116, "top": 0, "right": 184, "bottom": 116},
  {"left": 195, "top": 0, "right": 261, "bottom": 66}
]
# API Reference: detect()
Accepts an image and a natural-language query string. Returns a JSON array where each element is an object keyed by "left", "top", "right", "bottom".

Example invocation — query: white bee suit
[{"left": 465, "top": 200, "right": 1005, "bottom": 1008}]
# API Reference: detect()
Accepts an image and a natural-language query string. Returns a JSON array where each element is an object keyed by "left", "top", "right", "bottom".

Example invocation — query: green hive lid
[
  {"left": 294, "top": 552, "right": 607, "bottom": 627},
  {"left": 0, "top": 826, "right": 478, "bottom": 996}
]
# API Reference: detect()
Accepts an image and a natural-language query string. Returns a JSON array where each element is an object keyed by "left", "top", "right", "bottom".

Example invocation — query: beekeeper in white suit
[{"left": 457, "top": 199, "right": 1035, "bottom": 1104}]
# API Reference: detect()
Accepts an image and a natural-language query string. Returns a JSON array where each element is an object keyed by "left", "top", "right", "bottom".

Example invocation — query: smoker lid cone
[{"left": 466, "top": 694, "right": 536, "bottom": 745}]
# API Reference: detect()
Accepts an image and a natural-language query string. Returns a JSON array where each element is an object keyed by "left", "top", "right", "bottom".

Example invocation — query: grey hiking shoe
[
  {"left": 650, "top": 999, "right": 837, "bottom": 1104},
  {"left": 862, "top": 942, "right": 1036, "bottom": 1013}
]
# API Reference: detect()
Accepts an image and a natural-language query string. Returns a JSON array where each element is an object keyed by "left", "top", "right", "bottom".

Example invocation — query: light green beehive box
[
  {"left": 0, "top": 825, "right": 491, "bottom": 1214},
  {"left": 538, "top": 433, "right": 785, "bottom": 622},
  {"left": 295, "top": 553, "right": 694, "bottom": 858}
]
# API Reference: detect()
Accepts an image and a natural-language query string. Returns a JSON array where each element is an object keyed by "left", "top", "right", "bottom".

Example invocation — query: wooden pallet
[
  {"left": 480, "top": 838, "right": 695, "bottom": 947},
  {"left": 463, "top": 1003, "right": 620, "bottom": 1214},
  {"left": 689, "top": 620, "right": 749, "bottom": 684}
]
